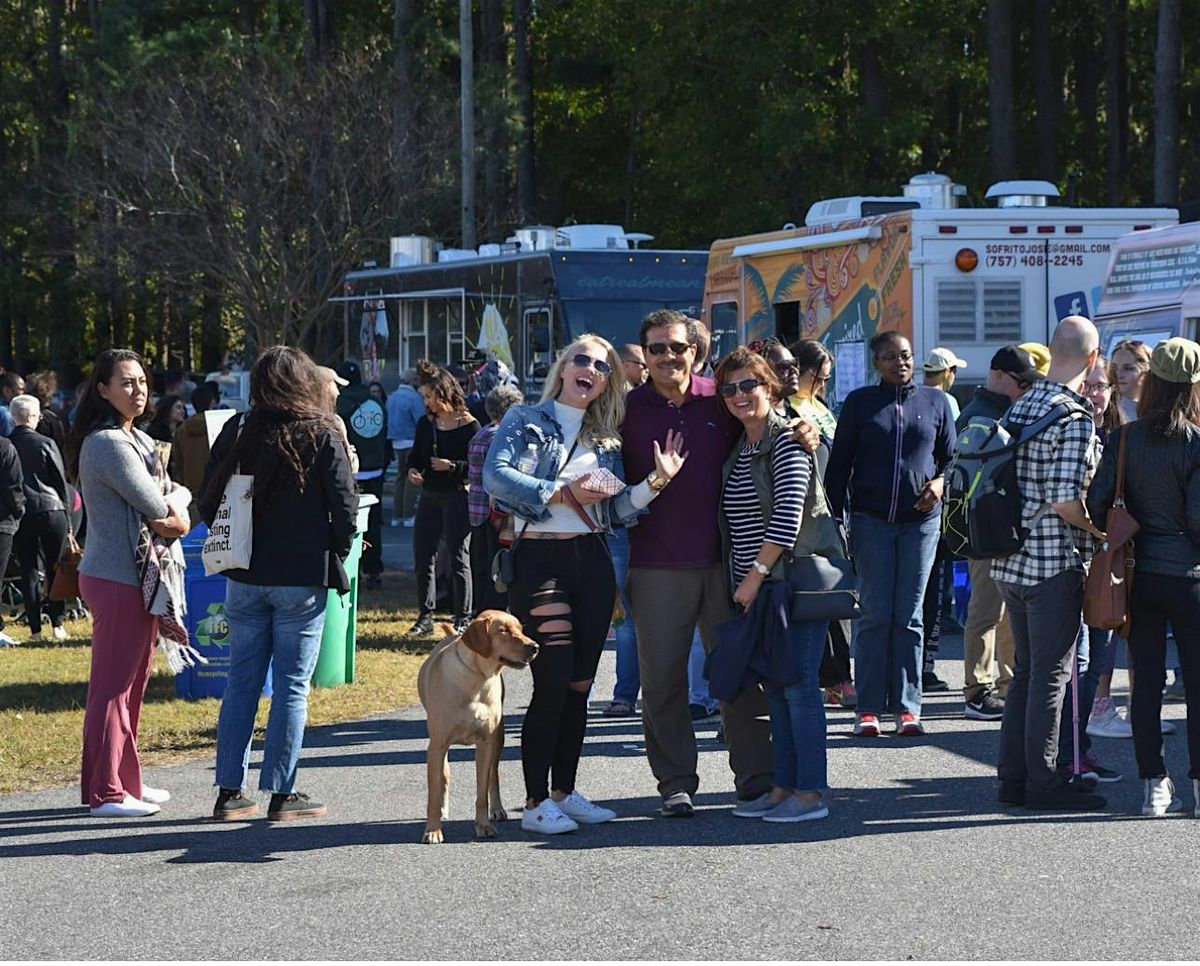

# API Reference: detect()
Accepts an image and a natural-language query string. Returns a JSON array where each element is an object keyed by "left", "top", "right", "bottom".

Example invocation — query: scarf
[{"left": 132, "top": 429, "right": 205, "bottom": 674}]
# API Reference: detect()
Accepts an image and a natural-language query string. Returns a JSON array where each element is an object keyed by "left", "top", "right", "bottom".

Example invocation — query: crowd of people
[{"left": 17, "top": 306, "right": 1198, "bottom": 828}]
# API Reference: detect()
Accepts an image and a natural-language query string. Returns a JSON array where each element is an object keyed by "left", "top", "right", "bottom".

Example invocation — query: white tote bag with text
[{"left": 202, "top": 418, "right": 253, "bottom": 575}]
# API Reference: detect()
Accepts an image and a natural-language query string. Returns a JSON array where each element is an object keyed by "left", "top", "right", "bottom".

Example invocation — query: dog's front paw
[
  {"left": 489, "top": 805, "right": 508, "bottom": 822},
  {"left": 474, "top": 820, "right": 497, "bottom": 839},
  {"left": 421, "top": 827, "right": 445, "bottom": 845}
]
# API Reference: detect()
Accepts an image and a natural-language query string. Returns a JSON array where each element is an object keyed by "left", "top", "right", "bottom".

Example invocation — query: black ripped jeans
[{"left": 508, "top": 534, "right": 616, "bottom": 803}]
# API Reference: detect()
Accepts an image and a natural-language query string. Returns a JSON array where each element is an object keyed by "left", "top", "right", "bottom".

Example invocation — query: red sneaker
[
  {"left": 853, "top": 713, "right": 880, "bottom": 737},
  {"left": 895, "top": 711, "right": 924, "bottom": 736},
  {"left": 823, "top": 681, "right": 858, "bottom": 708}
]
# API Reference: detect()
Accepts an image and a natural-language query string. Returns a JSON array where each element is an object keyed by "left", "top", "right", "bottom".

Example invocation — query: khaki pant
[
  {"left": 628, "top": 563, "right": 774, "bottom": 801},
  {"left": 963, "top": 557, "right": 1015, "bottom": 701}
]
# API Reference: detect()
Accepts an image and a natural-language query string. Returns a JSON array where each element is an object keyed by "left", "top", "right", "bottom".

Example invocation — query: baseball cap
[
  {"left": 1149, "top": 337, "right": 1200, "bottom": 385},
  {"left": 315, "top": 365, "right": 349, "bottom": 387},
  {"left": 989, "top": 345, "right": 1041, "bottom": 385},
  {"left": 922, "top": 347, "right": 968, "bottom": 372},
  {"left": 334, "top": 360, "right": 362, "bottom": 386},
  {"left": 1018, "top": 342, "right": 1052, "bottom": 376}
]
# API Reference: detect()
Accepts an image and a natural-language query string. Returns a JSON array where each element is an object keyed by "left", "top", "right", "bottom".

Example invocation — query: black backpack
[{"left": 941, "top": 403, "right": 1071, "bottom": 560}]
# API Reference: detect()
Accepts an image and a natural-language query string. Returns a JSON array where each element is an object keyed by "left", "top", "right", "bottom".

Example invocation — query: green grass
[{"left": 0, "top": 573, "right": 443, "bottom": 795}]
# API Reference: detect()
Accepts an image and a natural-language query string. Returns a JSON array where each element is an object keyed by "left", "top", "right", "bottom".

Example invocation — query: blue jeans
[
  {"left": 609, "top": 528, "right": 640, "bottom": 706},
  {"left": 764, "top": 619, "right": 828, "bottom": 792},
  {"left": 215, "top": 581, "right": 328, "bottom": 794},
  {"left": 849, "top": 512, "right": 941, "bottom": 717},
  {"left": 1057, "top": 624, "right": 1112, "bottom": 765},
  {"left": 687, "top": 631, "right": 718, "bottom": 711}
]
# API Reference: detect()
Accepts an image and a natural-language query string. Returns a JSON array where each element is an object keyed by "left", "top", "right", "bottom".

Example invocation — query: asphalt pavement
[{"left": 2, "top": 501, "right": 1198, "bottom": 960}]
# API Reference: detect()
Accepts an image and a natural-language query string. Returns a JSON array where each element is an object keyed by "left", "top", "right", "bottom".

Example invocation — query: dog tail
[{"left": 436, "top": 622, "right": 457, "bottom": 641}]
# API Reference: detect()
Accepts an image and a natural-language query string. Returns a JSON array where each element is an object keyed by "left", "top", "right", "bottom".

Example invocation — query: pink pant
[{"left": 80, "top": 574, "right": 159, "bottom": 808}]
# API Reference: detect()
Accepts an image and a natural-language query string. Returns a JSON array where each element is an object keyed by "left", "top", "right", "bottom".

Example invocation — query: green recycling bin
[{"left": 313, "top": 494, "right": 376, "bottom": 688}]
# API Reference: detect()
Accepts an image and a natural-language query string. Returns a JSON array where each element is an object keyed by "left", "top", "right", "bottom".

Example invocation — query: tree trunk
[
  {"left": 459, "top": 0, "right": 476, "bottom": 249},
  {"left": 1074, "top": 12, "right": 1101, "bottom": 194},
  {"left": 303, "top": 0, "right": 336, "bottom": 62},
  {"left": 1104, "top": 0, "right": 1129, "bottom": 204},
  {"left": 860, "top": 40, "right": 888, "bottom": 187},
  {"left": 200, "top": 285, "right": 224, "bottom": 373},
  {"left": 624, "top": 99, "right": 638, "bottom": 228},
  {"left": 1153, "top": 0, "right": 1181, "bottom": 205},
  {"left": 1032, "top": 0, "right": 1057, "bottom": 181},
  {"left": 480, "top": 0, "right": 507, "bottom": 235},
  {"left": 393, "top": 0, "right": 419, "bottom": 172},
  {"left": 513, "top": 0, "right": 535, "bottom": 224},
  {"left": 987, "top": 0, "right": 1016, "bottom": 183}
]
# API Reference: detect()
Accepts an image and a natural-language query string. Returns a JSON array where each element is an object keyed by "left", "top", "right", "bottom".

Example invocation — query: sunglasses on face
[
  {"left": 773, "top": 359, "right": 800, "bottom": 373},
  {"left": 570, "top": 353, "right": 612, "bottom": 376},
  {"left": 645, "top": 341, "right": 695, "bottom": 357},
  {"left": 718, "top": 378, "right": 764, "bottom": 398}
]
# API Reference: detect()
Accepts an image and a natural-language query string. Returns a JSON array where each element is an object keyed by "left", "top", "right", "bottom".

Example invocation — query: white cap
[{"left": 922, "top": 347, "right": 968, "bottom": 372}]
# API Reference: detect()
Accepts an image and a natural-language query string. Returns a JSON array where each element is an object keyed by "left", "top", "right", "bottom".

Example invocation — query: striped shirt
[{"left": 722, "top": 434, "right": 812, "bottom": 586}]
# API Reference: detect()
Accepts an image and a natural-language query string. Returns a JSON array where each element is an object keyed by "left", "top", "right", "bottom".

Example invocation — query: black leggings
[
  {"left": 508, "top": 534, "right": 615, "bottom": 803},
  {"left": 15, "top": 510, "right": 67, "bottom": 634},
  {"left": 1128, "top": 570, "right": 1200, "bottom": 780},
  {"left": 413, "top": 489, "right": 472, "bottom": 617}
]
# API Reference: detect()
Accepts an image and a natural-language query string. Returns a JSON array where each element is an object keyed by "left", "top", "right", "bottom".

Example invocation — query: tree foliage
[{"left": 1, "top": 0, "right": 1197, "bottom": 376}]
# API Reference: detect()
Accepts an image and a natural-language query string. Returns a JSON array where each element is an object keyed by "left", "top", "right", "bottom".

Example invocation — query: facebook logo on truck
[{"left": 1055, "top": 291, "right": 1090, "bottom": 320}]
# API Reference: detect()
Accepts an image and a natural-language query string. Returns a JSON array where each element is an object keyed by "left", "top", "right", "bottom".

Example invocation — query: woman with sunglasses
[
  {"left": 716, "top": 347, "right": 830, "bottom": 822},
  {"left": 825, "top": 331, "right": 956, "bottom": 737},
  {"left": 484, "top": 335, "right": 686, "bottom": 834}
]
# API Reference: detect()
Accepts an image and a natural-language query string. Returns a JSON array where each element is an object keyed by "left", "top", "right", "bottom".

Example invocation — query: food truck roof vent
[
  {"left": 507, "top": 226, "right": 559, "bottom": 252},
  {"left": 903, "top": 172, "right": 966, "bottom": 210},
  {"left": 390, "top": 235, "right": 438, "bottom": 267},
  {"left": 985, "top": 180, "right": 1061, "bottom": 208}
]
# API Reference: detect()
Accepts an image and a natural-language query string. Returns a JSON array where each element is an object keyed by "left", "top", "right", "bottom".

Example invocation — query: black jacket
[
  {"left": 955, "top": 386, "right": 1013, "bottom": 433},
  {"left": 200, "top": 417, "right": 358, "bottom": 588},
  {"left": 0, "top": 436, "right": 25, "bottom": 534},
  {"left": 10, "top": 426, "right": 68, "bottom": 515},
  {"left": 336, "top": 384, "right": 391, "bottom": 474}
]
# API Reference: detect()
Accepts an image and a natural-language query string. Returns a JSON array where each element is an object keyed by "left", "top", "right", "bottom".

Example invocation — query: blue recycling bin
[{"left": 175, "top": 523, "right": 270, "bottom": 700}]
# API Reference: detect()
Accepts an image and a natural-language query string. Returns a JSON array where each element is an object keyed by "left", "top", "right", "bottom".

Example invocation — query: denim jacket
[{"left": 483, "top": 401, "right": 642, "bottom": 533}]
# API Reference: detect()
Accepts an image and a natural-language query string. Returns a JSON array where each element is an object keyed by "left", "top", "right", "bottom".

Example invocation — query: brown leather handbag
[
  {"left": 1083, "top": 426, "right": 1139, "bottom": 635},
  {"left": 49, "top": 529, "right": 83, "bottom": 601}
]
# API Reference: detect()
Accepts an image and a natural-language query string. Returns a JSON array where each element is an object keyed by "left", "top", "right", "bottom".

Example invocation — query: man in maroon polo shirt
[{"left": 623, "top": 309, "right": 817, "bottom": 817}]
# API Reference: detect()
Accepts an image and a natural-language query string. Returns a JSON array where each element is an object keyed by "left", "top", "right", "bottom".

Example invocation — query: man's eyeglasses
[
  {"left": 718, "top": 378, "right": 764, "bottom": 398},
  {"left": 877, "top": 352, "right": 914, "bottom": 364},
  {"left": 1084, "top": 381, "right": 1113, "bottom": 393},
  {"left": 571, "top": 353, "right": 612, "bottom": 376},
  {"left": 646, "top": 341, "right": 695, "bottom": 357}
]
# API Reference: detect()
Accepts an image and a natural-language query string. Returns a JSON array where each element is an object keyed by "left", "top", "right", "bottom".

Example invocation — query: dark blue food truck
[{"left": 334, "top": 224, "right": 706, "bottom": 389}]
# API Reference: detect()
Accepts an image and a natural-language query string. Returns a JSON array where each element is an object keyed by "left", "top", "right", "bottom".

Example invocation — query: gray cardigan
[{"left": 78, "top": 427, "right": 170, "bottom": 587}]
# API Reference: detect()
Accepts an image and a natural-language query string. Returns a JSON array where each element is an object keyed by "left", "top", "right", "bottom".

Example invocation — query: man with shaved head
[{"left": 991, "top": 315, "right": 1109, "bottom": 811}]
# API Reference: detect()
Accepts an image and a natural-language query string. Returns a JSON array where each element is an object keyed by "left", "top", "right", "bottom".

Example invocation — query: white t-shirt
[{"left": 528, "top": 402, "right": 600, "bottom": 534}]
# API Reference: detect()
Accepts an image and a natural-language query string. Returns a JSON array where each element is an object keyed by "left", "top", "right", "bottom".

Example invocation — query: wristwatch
[
  {"left": 752, "top": 561, "right": 771, "bottom": 577},
  {"left": 647, "top": 471, "right": 670, "bottom": 491}
]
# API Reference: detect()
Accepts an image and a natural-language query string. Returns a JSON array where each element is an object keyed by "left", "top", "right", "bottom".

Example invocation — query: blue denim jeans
[
  {"left": 849, "top": 512, "right": 941, "bottom": 717},
  {"left": 764, "top": 618, "right": 828, "bottom": 792},
  {"left": 687, "top": 631, "right": 719, "bottom": 711},
  {"left": 215, "top": 581, "right": 328, "bottom": 794},
  {"left": 1057, "top": 623, "right": 1113, "bottom": 765},
  {"left": 609, "top": 527, "right": 640, "bottom": 706}
]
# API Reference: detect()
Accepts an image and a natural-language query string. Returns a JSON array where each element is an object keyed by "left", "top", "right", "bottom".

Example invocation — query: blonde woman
[{"left": 483, "top": 335, "right": 686, "bottom": 834}]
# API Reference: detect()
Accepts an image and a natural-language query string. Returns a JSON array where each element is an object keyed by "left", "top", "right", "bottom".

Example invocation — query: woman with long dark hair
[
  {"left": 406, "top": 360, "right": 480, "bottom": 636},
  {"left": 200, "top": 346, "right": 357, "bottom": 822},
  {"left": 1088, "top": 338, "right": 1200, "bottom": 817},
  {"left": 67, "top": 349, "right": 191, "bottom": 818}
]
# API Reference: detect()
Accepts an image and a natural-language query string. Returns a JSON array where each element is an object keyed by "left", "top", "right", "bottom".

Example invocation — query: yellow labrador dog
[{"left": 417, "top": 609, "right": 538, "bottom": 844}]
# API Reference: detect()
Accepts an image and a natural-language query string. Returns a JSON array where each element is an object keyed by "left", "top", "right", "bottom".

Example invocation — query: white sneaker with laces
[
  {"left": 52, "top": 626, "right": 68, "bottom": 641},
  {"left": 1142, "top": 776, "right": 1182, "bottom": 817},
  {"left": 140, "top": 786, "right": 171, "bottom": 805},
  {"left": 90, "top": 795, "right": 161, "bottom": 818},
  {"left": 555, "top": 790, "right": 616, "bottom": 824},
  {"left": 0, "top": 632, "right": 18, "bottom": 647},
  {"left": 521, "top": 798, "right": 579, "bottom": 834},
  {"left": 1086, "top": 697, "right": 1133, "bottom": 739}
]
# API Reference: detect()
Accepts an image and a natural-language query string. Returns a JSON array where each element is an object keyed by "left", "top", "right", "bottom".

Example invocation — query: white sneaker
[
  {"left": 520, "top": 798, "right": 579, "bottom": 835},
  {"left": 0, "top": 632, "right": 18, "bottom": 647},
  {"left": 555, "top": 790, "right": 616, "bottom": 825},
  {"left": 1086, "top": 697, "right": 1133, "bottom": 739},
  {"left": 90, "top": 795, "right": 161, "bottom": 818},
  {"left": 1142, "top": 776, "right": 1182, "bottom": 817},
  {"left": 140, "top": 786, "right": 171, "bottom": 805},
  {"left": 52, "top": 626, "right": 68, "bottom": 641}
]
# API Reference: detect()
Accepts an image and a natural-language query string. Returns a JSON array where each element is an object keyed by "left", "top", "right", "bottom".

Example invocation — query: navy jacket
[
  {"left": 705, "top": 580, "right": 798, "bottom": 700},
  {"left": 825, "top": 381, "right": 955, "bottom": 524}
]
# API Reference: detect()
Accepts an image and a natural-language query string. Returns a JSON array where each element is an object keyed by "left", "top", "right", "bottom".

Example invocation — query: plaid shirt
[
  {"left": 467, "top": 423, "right": 498, "bottom": 527},
  {"left": 990, "top": 381, "right": 1098, "bottom": 587}
]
